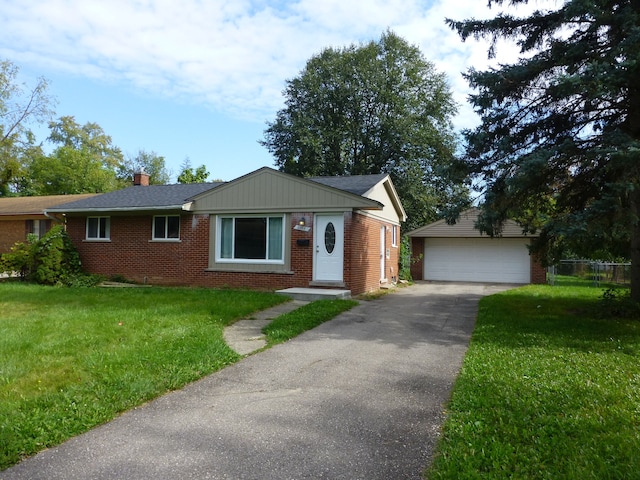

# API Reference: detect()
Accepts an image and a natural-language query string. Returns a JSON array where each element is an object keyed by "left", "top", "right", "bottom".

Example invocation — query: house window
[
  {"left": 392, "top": 225, "right": 398, "bottom": 247},
  {"left": 86, "top": 217, "right": 110, "bottom": 240},
  {"left": 26, "top": 219, "right": 52, "bottom": 239},
  {"left": 218, "top": 215, "right": 284, "bottom": 262},
  {"left": 153, "top": 215, "right": 180, "bottom": 240}
]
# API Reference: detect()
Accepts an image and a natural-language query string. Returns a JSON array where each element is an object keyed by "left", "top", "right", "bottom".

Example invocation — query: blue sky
[{"left": 0, "top": 0, "right": 542, "bottom": 182}]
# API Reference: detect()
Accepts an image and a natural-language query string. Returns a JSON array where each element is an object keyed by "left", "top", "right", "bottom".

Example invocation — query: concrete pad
[{"left": 276, "top": 287, "right": 352, "bottom": 301}]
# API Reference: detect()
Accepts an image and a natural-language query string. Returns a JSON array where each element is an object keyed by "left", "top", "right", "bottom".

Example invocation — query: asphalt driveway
[{"left": 2, "top": 282, "right": 515, "bottom": 480}]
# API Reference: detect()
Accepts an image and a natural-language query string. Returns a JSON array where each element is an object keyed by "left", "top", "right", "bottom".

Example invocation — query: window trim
[
  {"left": 215, "top": 214, "right": 286, "bottom": 264},
  {"left": 152, "top": 214, "right": 181, "bottom": 242},
  {"left": 86, "top": 216, "right": 110, "bottom": 241},
  {"left": 392, "top": 225, "right": 398, "bottom": 247}
]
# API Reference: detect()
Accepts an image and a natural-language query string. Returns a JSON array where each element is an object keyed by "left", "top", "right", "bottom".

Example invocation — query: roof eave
[{"left": 46, "top": 204, "right": 189, "bottom": 214}]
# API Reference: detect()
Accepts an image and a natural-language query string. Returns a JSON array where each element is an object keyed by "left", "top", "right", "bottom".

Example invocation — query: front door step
[{"left": 276, "top": 288, "right": 352, "bottom": 301}]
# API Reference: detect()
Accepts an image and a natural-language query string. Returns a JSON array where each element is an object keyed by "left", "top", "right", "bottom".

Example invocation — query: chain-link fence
[{"left": 547, "top": 260, "right": 631, "bottom": 287}]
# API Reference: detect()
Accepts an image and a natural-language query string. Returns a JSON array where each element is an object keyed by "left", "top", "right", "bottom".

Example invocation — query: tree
[
  {"left": 0, "top": 60, "right": 54, "bottom": 196},
  {"left": 117, "top": 149, "right": 171, "bottom": 186},
  {"left": 177, "top": 158, "right": 210, "bottom": 183},
  {"left": 25, "top": 116, "right": 124, "bottom": 194},
  {"left": 447, "top": 1, "right": 640, "bottom": 299},
  {"left": 261, "top": 31, "right": 469, "bottom": 230}
]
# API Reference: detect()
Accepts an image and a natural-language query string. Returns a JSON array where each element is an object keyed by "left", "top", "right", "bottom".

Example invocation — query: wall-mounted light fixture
[{"left": 294, "top": 217, "right": 311, "bottom": 232}]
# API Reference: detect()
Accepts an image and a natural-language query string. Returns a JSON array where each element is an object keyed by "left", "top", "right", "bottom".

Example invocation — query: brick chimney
[{"left": 133, "top": 170, "right": 150, "bottom": 186}]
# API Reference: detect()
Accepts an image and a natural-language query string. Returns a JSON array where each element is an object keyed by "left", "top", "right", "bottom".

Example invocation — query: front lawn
[
  {"left": 0, "top": 283, "right": 288, "bottom": 470},
  {"left": 427, "top": 285, "right": 640, "bottom": 479}
]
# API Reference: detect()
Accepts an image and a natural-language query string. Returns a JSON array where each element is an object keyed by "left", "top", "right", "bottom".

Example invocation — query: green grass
[
  {"left": 427, "top": 284, "right": 640, "bottom": 479},
  {"left": 0, "top": 283, "right": 288, "bottom": 470},
  {"left": 263, "top": 298, "right": 358, "bottom": 346}
]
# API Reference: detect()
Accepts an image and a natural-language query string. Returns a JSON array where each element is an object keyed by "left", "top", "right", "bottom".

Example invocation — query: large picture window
[
  {"left": 153, "top": 215, "right": 180, "bottom": 240},
  {"left": 218, "top": 215, "right": 284, "bottom": 262},
  {"left": 86, "top": 217, "right": 110, "bottom": 240}
]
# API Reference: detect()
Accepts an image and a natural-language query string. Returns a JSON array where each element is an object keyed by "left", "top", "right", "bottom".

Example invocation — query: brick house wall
[
  {"left": 346, "top": 213, "right": 400, "bottom": 294},
  {"left": 410, "top": 237, "right": 425, "bottom": 282},
  {"left": 0, "top": 217, "right": 53, "bottom": 254},
  {"left": 66, "top": 211, "right": 399, "bottom": 295},
  {"left": 0, "top": 220, "right": 26, "bottom": 254},
  {"left": 530, "top": 255, "right": 547, "bottom": 284}
]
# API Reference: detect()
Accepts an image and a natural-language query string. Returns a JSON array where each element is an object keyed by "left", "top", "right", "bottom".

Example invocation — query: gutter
[
  {"left": 44, "top": 210, "right": 65, "bottom": 223},
  {"left": 46, "top": 204, "right": 190, "bottom": 214}
]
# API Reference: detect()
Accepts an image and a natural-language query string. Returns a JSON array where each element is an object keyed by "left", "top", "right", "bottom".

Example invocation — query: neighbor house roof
[
  {"left": 46, "top": 183, "right": 224, "bottom": 213},
  {"left": 407, "top": 208, "right": 537, "bottom": 238},
  {"left": 0, "top": 194, "right": 98, "bottom": 217}
]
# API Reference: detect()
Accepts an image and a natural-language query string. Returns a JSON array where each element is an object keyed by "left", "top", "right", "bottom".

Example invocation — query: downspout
[{"left": 44, "top": 210, "right": 66, "bottom": 228}]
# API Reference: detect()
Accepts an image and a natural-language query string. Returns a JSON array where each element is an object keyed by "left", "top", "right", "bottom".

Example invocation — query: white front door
[{"left": 314, "top": 214, "right": 344, "bottom": 282}]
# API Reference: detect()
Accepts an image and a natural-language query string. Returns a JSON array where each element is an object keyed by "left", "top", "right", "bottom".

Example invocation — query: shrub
[
  {"left": 0, "top": 234, "right": 38, "bottom": 279},
  {"left": 600, "top": 287, "right": 640, "bottom": 319},
  {"left": 0, "top": 225, "right": 83, "bottom": 285},
  {"left": 399, "top": 236, "right": 421, "bottom": 282}
]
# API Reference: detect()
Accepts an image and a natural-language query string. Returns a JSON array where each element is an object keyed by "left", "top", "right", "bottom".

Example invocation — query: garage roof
[{"left": 407, "top": 208, "right": 537, "bottom": 238}]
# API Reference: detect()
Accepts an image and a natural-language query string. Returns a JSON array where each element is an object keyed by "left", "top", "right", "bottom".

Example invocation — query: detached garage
[{"left": 407, "top": 209, "right": 546, "bottom": 284}]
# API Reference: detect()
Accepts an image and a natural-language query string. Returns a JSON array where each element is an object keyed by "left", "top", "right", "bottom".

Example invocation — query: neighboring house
[
  {"left": 407, "top": 208, "right": 546, "bottom": 284},
  {"left": 0, "top": 194, "right": 97, "bottom": 254},
  {"left": 46, "top": 167, "right": 407, "bottom": 295}
]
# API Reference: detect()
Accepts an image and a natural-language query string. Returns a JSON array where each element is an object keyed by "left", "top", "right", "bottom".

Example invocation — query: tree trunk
[{"left": 631, "top": 188, "right": 640, "bottom": 302}]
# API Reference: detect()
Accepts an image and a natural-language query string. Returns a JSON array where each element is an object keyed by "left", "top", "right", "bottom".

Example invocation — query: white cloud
[{"left": 0, "top": 0, "right": 557, "bottom": 128}]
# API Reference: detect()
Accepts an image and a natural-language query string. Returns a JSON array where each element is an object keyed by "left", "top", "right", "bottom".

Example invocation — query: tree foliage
[
  {"left": 448, "top": 0, "right": 640, "bottom": 300},
  {"left": 117, "top": 149, "right": 171, "bottom": 185},
  {"left": 177, "top": 158, "right": 210, "bottom": 183},
  {"left": 261, "top": 31, "right": 469, "bottom": 230},
  {"left": 24, "top": 116, "right": 124, "bottom": 194},
  {"left": 0, "top": 60, "right": 54, "bottom": 196}
]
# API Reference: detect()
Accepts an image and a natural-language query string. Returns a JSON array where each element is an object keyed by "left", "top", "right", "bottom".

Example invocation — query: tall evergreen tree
[
  {"left": 448, "top": 0, "right": 640, "bottom": 300},
  {"left": 262, "top": 31, "right": 469, "bottom": 230}
]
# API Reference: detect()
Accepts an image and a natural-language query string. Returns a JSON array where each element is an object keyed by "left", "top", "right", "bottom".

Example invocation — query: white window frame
[
  {"left": 392, "top": 225, "right": 398, "bottom": 247},
  {"left": 152, "top": 215, "right": 181, "bottom": 241},
  {"left": 216, "top": 214, "right": 285, "bottom": 264},
  {"left": 86, "top": 216, "right": 110, "bottom": 240}
]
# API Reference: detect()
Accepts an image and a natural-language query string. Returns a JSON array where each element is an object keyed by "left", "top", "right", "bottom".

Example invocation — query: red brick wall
[
  {"left": 67, "top": 214, "right": 211, "bottom": 285},
  {"left": 66, "top": 212, "right": 396, "bottom": 295},
  {"left": 410, "top": 237, "right": 425, "bottom": 281},
  {"left": 530, "top": 254, "right": 547, "bottom": 284},
  {"left": 346, "top": 213, "right": 400, "bottom": 294},
  {"left": 0, "top": 220, "right": 26, "bottom": 254}
]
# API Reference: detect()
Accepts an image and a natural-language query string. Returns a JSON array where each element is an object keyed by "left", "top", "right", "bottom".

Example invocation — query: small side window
[
  {"left": 153, "top": 215, "right": 180, "bottom": 240},
  {"left": 87, "top": 217, "right": 110, "bottom": 240}
]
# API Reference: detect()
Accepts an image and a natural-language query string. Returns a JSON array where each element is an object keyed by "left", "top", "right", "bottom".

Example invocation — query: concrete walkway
[
  {"left": 223, "top": 299, "right": 309, "bottom": 355},
  {"left": 2, "top": 282, "right": 515, "bottom": 480}
]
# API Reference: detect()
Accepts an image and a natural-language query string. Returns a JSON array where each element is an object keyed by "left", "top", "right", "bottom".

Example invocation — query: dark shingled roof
[
  {"left": 309, "top": 174, "right": 387, "bottom": 196},
  {"left": 46, "top": 172, "right": 389, "bottom": 213},
  {"left": 47, "top": 183, "right": 223, "bottom": 212}
]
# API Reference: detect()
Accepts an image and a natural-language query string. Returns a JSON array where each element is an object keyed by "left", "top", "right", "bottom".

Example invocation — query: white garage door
[{"left": 423, "top": 238, "right": 531, "bottom": 283}]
